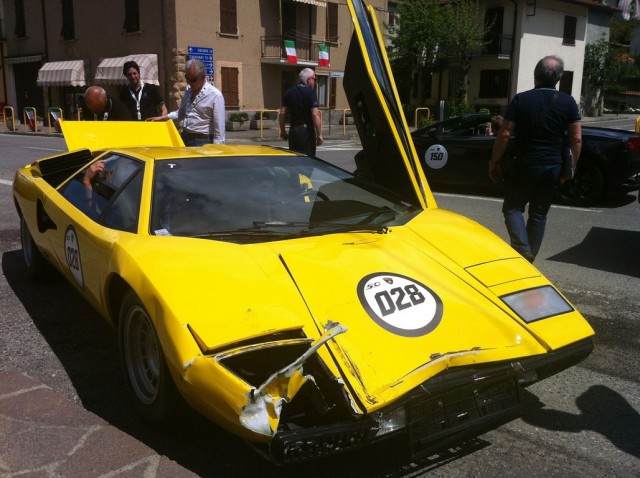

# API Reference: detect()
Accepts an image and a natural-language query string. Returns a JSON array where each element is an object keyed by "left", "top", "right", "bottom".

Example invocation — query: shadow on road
[
  {"left": 521, "top": 386, "right": 640, "bottom": 460},
  {"left": 2, "top": 249, "right": 495, "bottom": 477},
  {"left": 546, "top": 227, "right": 640, "bottom": 278}
]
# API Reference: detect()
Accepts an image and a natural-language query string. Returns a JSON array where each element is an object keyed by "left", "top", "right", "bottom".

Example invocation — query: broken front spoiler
[{"left": 264, "top": 338, "right": 593, "bottom": 464}]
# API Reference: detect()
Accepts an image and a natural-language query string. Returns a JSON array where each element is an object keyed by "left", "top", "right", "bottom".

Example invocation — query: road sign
[{"left": 188, "top": 46, "right": 214, "bottom": 75}]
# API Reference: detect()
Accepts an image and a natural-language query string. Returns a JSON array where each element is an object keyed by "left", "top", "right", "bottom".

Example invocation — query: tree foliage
[{"left": 389, "top": 0, "right": 490, "bottom": 106}]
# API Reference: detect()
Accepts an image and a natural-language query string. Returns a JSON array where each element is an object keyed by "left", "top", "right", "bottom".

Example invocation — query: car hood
[{"left": 116, "top": 212, "right": 592, "bottom": 411}]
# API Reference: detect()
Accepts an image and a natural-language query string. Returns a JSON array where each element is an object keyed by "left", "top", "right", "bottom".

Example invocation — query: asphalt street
[{"left": 1, "top": 124, "right": 639, "bottom": 477}]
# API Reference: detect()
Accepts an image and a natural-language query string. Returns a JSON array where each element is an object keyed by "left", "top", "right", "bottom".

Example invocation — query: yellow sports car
[{"left": 13, "top": 0, "right": 593, "bottom": 465}]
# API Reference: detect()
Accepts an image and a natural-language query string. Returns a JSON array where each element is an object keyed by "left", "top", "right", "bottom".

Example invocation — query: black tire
[
  {"left": 20, "top": 216, "right": 54, "bottom": 282},
  {"left": 557, "top": 161, "right": 605, "bottom": 207},
  {"left": 118, "top": 290, "right": 181, "bottom": 424}
]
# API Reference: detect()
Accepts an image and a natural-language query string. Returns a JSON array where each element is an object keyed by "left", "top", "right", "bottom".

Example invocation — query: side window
[
  {"left": 123, "top": 0, "right": 140, "bottom": 33},
  {"left": 220, "top": 0, "right": 237, "bottom": 35},
  {"left": 103, "top": 170, "right": 143, "bottom": 232},
  {"left": 59, "top": 154, "right": 143, "bottom": 228},
  {"left": 14, "top": 0, "right": 26, "bottom": 38},
  {"left": 563, "top": 16, "right": 577, "bottom": 45},
  {"left": 61, "top": 0, "right": 75, "bottom": 41},
  {"left": 326, "top": 2, "right": 338, "bottom": 44}
]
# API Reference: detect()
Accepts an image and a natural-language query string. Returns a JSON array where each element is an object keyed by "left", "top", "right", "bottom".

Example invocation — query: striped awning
[
  {"left": 292, "top": 0, "right": 327, "bottom": 7},
  {"left": 37, "top": 60, "right": 87, "bottom": 87},
  {"left": 3, "top": 54, "right": 43, "bottom": 64},
  {"left": 94, "top": 53, "right": 159, "bottom": 85},
  {"left": 619, "top": 0, "right": 639, "bottom": 20}
]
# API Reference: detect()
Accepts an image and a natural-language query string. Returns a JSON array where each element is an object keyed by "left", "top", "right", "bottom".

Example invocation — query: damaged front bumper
[{"left": 263, "top": 338, "right": 593, "bottom": 464}]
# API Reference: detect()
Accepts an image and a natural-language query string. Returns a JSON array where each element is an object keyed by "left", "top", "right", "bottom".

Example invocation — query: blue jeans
[{"left": 502, "top": 162, "right": 561, "bottom": 261}]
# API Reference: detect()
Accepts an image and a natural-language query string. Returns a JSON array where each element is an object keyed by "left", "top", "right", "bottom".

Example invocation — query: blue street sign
[{"left": 188, "top": 46, "right": 214, "bottom": 75}]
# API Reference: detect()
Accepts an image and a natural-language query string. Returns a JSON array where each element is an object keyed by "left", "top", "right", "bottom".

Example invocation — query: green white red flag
[
  {"left": 284, "top": 40, "right": 297, "bottom": 64},
  {"left": 318, "top": 44, "right": 330, "bottom": 66}
]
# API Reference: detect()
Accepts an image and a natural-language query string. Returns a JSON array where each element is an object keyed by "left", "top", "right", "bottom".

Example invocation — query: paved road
[{"left": 1, "top": 131, "right": 639, "bottom": 477}]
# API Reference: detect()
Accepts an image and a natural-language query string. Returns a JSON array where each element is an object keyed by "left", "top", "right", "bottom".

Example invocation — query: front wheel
[
  {"left": 118, "top": 291, "right": 180, "bottom": 424},
  {"left": 556, "top": 161, "right": 605, "bottom": 207}
]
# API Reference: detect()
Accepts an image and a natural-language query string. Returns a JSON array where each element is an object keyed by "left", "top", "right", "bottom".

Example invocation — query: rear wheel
[
  {"left": 20, "top": 216, "right": 54, "bottom": 282},
  {"left": 118, "top": 291, "right": 180, "bottom": 424},
  {"left": 557, "top": 161, "right": 605, "bottom": 207}
]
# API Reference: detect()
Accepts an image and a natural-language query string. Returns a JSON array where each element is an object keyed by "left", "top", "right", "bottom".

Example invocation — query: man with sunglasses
[
  {"left": 150, "top": 59, "right": 225, "bottom": 146},
  {"left": 279, "top": 68, "right": 323, "bottom": 156}
]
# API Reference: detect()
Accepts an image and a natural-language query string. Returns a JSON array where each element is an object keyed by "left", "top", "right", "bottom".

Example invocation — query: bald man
[{"left": 82, "top": 86, "right": 132, "bottom": 121}]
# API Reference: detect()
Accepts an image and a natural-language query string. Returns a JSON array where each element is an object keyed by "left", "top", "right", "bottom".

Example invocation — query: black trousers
[{"left": 288, "top": 126, "right": 316, "bottom": 157}]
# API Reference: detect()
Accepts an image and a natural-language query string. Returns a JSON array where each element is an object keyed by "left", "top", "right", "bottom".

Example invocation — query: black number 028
[{"left": 374, "top": 285, "right": 425, "bottom": 317}]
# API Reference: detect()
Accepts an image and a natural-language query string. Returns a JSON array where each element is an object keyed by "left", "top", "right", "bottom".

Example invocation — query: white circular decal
[
  {"left": 65, "top": 225, "right": 84, "bottom": 289},
  {"left": 357, "top": 273, "right": 443, "bottom": 337},
  {"left": 424, "top": 144, "right": 448, "bottom": 169}
]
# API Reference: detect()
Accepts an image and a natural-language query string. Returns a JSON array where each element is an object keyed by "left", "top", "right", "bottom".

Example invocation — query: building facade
[{"left": 0, "top": 0, "right": 393, "bottom": 123}]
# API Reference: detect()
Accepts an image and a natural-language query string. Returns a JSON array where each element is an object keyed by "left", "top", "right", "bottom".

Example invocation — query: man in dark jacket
[
  {"left": 279, "top": 68, "right": 323, "bottom": 156},
  {"left": 489, "top": 55, "right": 582, "bottom": 263}
]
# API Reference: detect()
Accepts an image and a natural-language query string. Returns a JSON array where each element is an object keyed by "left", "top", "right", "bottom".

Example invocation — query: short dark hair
[
  {"left": 534, "top": 55, "right": 564, "bottom": 87},
  {"left": 123, "top": 60, "right": 140, "bottom": 76}
]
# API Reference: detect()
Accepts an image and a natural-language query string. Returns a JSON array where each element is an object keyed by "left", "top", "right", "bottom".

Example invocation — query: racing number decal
[
  {"left": 357, "top": 273, "right": 443, "bottom": 337},
  {"left": 424, "top": 144, "right": 448, "bottom": 170},
  {"left": 65, "top": 225, "right": 84, "bottom": 289}
]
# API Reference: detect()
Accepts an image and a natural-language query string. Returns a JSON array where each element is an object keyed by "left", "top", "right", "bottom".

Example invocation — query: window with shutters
[
  {"left": 14, "top": 0, "right": 26, "bottom": 38},
  {"left": 123, "top": 0, "right": 140, "bottom": 33},
  {"left": 222, "top": 67, "right": 239, "bottom": 108},
  {"left": 326, "top": 2, "right": 338, "bottom": 44},
  {"left": 220, "top": 0, "right": 237, "bottom": 35},
  {"left": 563, "top": 16, "right": 576, "bottom": 45},
  {"left": 61, "top": 0, "right": 75, "bottom": 41}
]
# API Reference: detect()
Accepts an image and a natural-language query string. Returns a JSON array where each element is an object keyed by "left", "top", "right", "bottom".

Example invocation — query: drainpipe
[
  {"left": 41, "top": 0, "right": 50, "bottom": 108},
  {"left": 508, "top": 0, "right": 518, "bottom": 102}
]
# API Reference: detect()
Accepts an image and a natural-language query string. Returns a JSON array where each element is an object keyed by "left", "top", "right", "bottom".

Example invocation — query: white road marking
[
  {"left": 0, "top": 179, "right": 13, "bottom": 186},
  {"left": 433, "top": 192, "right": 601, "bottom": 213},
  {"left": 25, "top": 147, "right": 65, "bottom": 152}
]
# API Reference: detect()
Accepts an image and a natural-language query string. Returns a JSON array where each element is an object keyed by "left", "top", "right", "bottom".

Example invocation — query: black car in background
[{"left": 410, "top": 113, "right": 640, "bottom": 206}]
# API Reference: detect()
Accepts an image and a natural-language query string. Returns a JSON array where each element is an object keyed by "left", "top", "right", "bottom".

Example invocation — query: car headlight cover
[
  {"left": 374, "top": 407, "right": 407, "bottom": 437},
  {"left": 501, "top": 285, "right": 573, "bottom": 323}
]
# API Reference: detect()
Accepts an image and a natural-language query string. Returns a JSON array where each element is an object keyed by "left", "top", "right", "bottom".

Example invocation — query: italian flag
[
  {"left": 318, "top": 44, "right": 330, "bottom": 67},
  {"left": 284, "top": 40, "right": 297, "bottom": 64}
]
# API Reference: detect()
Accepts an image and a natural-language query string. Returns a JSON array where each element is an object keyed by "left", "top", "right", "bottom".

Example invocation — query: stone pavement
[{"left": 0, "top": 368, "right": 198, "bottom": 477}]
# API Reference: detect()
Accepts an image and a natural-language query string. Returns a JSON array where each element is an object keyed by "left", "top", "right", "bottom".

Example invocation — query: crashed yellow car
[{"left": 13, "top": 0, "right": 593, "bottom": 465}]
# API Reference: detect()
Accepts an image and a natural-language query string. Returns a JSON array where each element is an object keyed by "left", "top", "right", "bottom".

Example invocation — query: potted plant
[
  {"left": 250, "top": 111, "right": 274, "bottom": 130},
  {"left": 225, "top": 111, "right": 250, "bottom": 131}
]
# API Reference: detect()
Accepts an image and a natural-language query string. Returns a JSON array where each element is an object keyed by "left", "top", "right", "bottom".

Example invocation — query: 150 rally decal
[
  {"left": 357, "top": 273, "right": 443, "bottom": 337},
  {"left": 65, "top": 225, "right": 84, "bottom": 289},
  {"left": 424, "top": 144, "right": 448, "bottom": 169}
]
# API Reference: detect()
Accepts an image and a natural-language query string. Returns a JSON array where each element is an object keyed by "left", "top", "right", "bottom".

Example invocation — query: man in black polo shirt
[
  {"left": 279, "top": 68, "right": 324, "bottom": 156},
  {"left": 119, "top": 60, "right": 167, "bottom": 121}
]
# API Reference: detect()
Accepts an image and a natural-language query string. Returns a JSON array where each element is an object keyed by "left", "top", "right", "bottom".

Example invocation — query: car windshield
[{"left": 150, "top": 155, "right": 420, "bottom": 243}]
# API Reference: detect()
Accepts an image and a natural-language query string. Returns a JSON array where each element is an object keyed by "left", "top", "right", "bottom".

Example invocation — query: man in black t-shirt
[
  {"left": 489, "top": 55, "right": 582, "bottom": 263},
  {"left": 279, "top": 68, "right": 323, "bottom": 156},
  {"left": 119, "top": 60, "right": 167, "bottom": 121}
]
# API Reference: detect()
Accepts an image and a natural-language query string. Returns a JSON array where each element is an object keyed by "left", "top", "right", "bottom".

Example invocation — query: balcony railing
[
  {"left": 261, "top": 35, "right": 330, "bottom": 63},
  {"left": 477, "top": 34, "right": 513, "bottom": 57}
]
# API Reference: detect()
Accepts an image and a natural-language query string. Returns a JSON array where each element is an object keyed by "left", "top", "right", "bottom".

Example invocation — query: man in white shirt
[{"left": 150, "top": 59, "right": 225, "bottom": 145}]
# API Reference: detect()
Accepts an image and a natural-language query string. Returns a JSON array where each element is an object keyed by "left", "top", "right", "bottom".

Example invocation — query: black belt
[
  {"left": 291, "top": 124, "right": 310, "bottom": 128},
  {"left": 182, "top": 131, "right": 209, "bottom": 138}
]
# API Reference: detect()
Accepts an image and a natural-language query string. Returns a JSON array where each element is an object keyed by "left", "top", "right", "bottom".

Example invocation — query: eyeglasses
[
  {"left": 185, "top": 75, "right": 200, "bottom": 83},
  {"left": 309, "top": 76, "right": 316, "bottom": 80}
]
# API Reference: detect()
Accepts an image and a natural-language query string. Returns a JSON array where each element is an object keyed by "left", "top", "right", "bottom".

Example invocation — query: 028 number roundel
[{"left": 357, "top": 273, "right": 443, "bottom": 337}]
